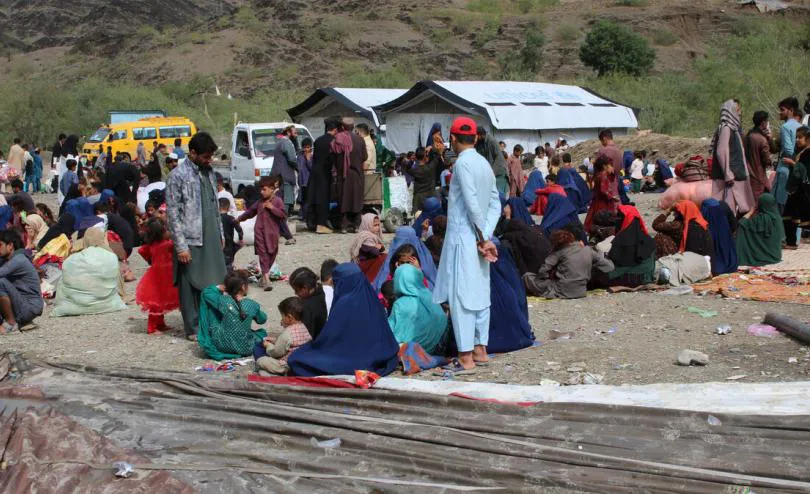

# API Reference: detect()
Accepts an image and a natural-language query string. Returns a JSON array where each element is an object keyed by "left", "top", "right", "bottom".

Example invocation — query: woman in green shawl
[
  {"left": 197, "top": 273, "right": 268, "bottom": 360},
  {"left": 387, "top": 263, "right": 448, "bottom": 353},
  {"left": 735, "top": 193, "right": 784, "bottom": 267}
]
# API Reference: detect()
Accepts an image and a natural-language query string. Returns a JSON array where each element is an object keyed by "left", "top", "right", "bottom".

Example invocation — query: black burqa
[
  {"left": 302, "top": 286, "right": 328, "bottom": 341},
  {"left": 608, "top": 218, "right": 655, "bottom": 268},
  {"left": 37, "top": 213, "right": 75, "bottom": 250},
  {"left": 107, "top": 212, "right": 135, "bottom": 256},
  {"left": 308, "top": 133, "right": 335, "bottom": 227},
  {"left": 105, "top": 162, "right": 140, "bottom": 204},
  {"left": 500, "top": 220, "right": 552, "bottom": 276}
]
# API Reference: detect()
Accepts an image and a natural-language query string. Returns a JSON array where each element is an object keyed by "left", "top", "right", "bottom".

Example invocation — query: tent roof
[
  {"left": 375, "top": 80, "right": 639, "bottom": 131},
  {"left": 287, "top": 87, "right": 407, "bottom": 127}
]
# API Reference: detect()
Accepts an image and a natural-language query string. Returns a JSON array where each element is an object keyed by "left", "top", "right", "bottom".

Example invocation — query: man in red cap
[{"left": 432, "top": 117, "right": 501, "bottom": 370}]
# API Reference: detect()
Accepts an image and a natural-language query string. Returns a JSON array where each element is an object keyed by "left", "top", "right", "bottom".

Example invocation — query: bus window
[
  {"left": 109, "top": 129, "right": 128, "bottom": 141},
  {"left": 159, "top": 126, "right": 192, "bottom": 138},
  {"left": 133, "top": 127, "right": 157, "bottom": 140}
]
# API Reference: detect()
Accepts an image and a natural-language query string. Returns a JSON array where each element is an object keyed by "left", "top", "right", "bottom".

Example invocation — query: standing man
[
  {"left": 331, "top": 117, "right": 366, "bottom": 234},
  {"left": 308, "top": 118, "right": 338, "bottom": 233},
  {"left": 166, "top": 132, "right": 226, "bottom": 341},
  {"left": 355, "top": 123, "right": 376, "bottom": 174},
  {"left": 744, "top": 110, "right": 773, "bottom": 203},
  {"left": 773, "top": 97, "right": 801, "bottom": 212},
  {"left": 297, "top": 137, "right": 313, "bottom": 223},
  {"left": 433, "top": 117, "right": 501, "bottom": 371},
  {"left": 270, "top": 125, "right": 299, "bottom": 215},
  {"left": 7, "top": 138, "right": 24, "bottom": 180},
  {"left": 475, "top": 127, "right": 508, "bottom": 196}
]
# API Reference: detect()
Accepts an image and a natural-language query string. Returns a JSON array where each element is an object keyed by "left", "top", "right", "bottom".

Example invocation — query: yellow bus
[{"left": 82, "top": 116, "right": 198, "bottom": 161}]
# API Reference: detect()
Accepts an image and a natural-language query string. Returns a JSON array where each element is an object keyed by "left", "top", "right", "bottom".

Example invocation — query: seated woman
[
  {"left": 23, "top": 214, "right": 48, "bottom": 251},
  {"left": 288, "top": 263, "right": 400, "bottom": 377},
  {"left": 36, "top": 213, "right": 75, "bottom": 251},
  {"left": 488, "top": 241, "right": 534, "bottom": 353},
  {"left": 373, "top": 226, "right": 437, "bottom": 292},
  {"left": 736, "top": 193, "right": 784, "bottom": 267},
  {"left": 592, "top": 205, "right": 656, "bottom": 288},
  {"left": 350, "top": 213, "right": 386, "bottom": 283},
  {"left": 387, "top": 263, "right": 448, "bottom": 354},
  {"left": 540, "top": 193, "right": 586, "bottom": 241},
  {"left": 655, "top": 251, "right": 712, "bottom": 287},
  {"left": 530, "top": 174, "right": 566, "bottom": 215},
  {"left": 700, "top": 198, "right": 738, "bottom": 275},
  {"left": 556, "top": 168, "right": 588, "bottom": 213},
  {"left": 523, "top": 229, "right": 614, "bottom": 299},
  {"left": 499, "top": 219, "right": 551, "bottom": 276},
  {"left": 413, "top": 196, "right": 444, "bottom": 239},
  {"left": 51, "top": 228, "right": 126, "bottom": 317},
  {"left": 197, "top": 271, "right": 268, "bottom": 360},
  {"left": 652, "top": 200, "right": 713, "bottom": 258},
  {"left": 588, "top": 210, "right": 618, "bottom": 254},
  {"left": 521, "top": 169, "right": 545, "bottom": 209},
  {"left": 507, "top": 197, "right": 533, "bottom": 225}
]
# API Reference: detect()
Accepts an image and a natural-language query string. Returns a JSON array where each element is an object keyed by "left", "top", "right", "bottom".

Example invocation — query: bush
[
  {"left": 579, "top": 20, "right": 656, "bottom": 76},
  {"left": 652, "top": 29, "right": 679, "bottom": 46},
  {"left": 520, "top": 30, "right": 545, "bottom": 74},
  {"left": 616, "top": 0, "right": 648, "bottom": 5}
]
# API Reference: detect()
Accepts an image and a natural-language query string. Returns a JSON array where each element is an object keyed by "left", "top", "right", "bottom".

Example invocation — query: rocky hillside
[{"left": 1, "top": 0, "right": 805, "bottom": 96}]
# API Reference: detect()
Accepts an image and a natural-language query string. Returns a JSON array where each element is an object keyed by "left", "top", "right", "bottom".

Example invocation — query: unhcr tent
[
  {"left": 287, "top": 87, "right": 407, "bottom": 137},
  {"left": 375, "top": 80, "right": 639, "bottom": 154}
]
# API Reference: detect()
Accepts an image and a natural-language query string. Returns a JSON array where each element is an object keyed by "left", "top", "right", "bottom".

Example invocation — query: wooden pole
[{"left": 763, "top": 312, "right": 810, "bottom": 345}]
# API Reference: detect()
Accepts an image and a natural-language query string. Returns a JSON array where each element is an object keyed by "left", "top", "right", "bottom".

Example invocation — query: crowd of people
[{"left": 0, "top": 91, "right": 805, "bottom": 378}]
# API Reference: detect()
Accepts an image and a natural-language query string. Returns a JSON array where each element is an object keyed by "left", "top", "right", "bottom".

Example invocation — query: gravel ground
[{"left": 4, "top": 192, "right": 809, "bottom": 386}]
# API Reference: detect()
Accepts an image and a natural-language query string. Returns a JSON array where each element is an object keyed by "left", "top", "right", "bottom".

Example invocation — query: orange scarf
[
  {"left": 674, "top": 200, "right": 708, "bottom": 252},
  {"left": 617, "top": 205, "right": 648, "bottom": 235}
]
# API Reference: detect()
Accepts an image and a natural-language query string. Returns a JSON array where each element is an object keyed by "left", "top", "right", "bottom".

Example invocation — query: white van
[{"left": 229, "top": 122, "right": 314, "bottom": 192}]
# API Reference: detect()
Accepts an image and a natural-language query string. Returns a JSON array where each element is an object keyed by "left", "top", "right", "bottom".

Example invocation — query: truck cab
[{"left": 229, "top": 122, "right": 313, "bottom": 192}]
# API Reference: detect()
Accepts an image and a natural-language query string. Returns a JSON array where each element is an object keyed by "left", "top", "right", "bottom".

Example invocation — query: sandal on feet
[
  {"left": 186, "top": 334, "right": 198, "bottom": 342},
  {"left": 442, "top": 359, "right": 477, "bottom": 374},
  {"left": 264, "top": 286, "right": 273, "bottom": 292},
  {"left": 285, "top": 238, "right": 296, "bottom": 245},
  {"left": 0, "top": 322, "right": 18, "bottom": 334}
]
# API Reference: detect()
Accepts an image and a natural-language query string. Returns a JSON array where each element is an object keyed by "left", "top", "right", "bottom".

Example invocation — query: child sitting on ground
[
  {"left": 289, "top": 267, "right": 328, "bottom": 340},
  {"left": 254, "top": 297, "right": 312, "bottom": 375},
  {"left": 136, "top": 217, "right": 179, "bottom": 334},
  {"left": 523, "top": 228, "right": 614, "bottom": 300},
  {"left": 237, "top": 176, "right": 286, "bottom": 291},
  {"left": 220, "top": 197, "right": 243, "bottom": 272},
  {"left": 320, "top": 258, "right": 338, "bottom": 316}
]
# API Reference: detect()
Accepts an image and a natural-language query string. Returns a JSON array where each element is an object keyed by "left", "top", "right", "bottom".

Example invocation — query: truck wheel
[{"left": 382, "top": 208, "right": 404, "bottom": 233}]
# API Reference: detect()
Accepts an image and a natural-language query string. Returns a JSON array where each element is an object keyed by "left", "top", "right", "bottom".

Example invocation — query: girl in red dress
[
  {"left": 136, "top": 217, "right": 180, "bottom": 334},
  {"left": 584, "top": 156, "right": 620, "bottom": 232}
]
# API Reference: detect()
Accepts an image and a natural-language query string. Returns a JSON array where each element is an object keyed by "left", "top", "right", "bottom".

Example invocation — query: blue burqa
[
  {"left": 413, "top": 196, "right": 444, "bottom": 238},
  {"left": 507, "top": 197, "right": 534, "bottom": 226},
  {"left": 701, "top": 198, "right": 738, "bottom": 275},
  {"left": 487, "top": 241, "right": 534, "bottom": 354},
  {"left": 657, "top": 159, "right": 673, "bottom": 181},
  {"left": 425, "top": 123, "right": 442, "bottom": 147},
  {"left": 373, "top": 226, "right": 437, "bottom": 292},
  {"left": 0, "top": 206, "right": 12, "bottom": 231},
  {"left": 64, "top": 198, "right": 95, "bottom": 230},
  {"left": 556, "top": 168, "right": 586, "bottom": 213},
  {"left": 287, "top": 263, "right": 400, "bottom": 377},
  {"left": 521, "top": 169, "right": 545, "bottom": 208},
  {"left": 540, "top": 193, "right": 580, "bottom": 237}
]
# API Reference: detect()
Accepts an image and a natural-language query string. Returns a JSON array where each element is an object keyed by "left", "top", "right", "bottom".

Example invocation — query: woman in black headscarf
[{"left": 37, "top": 213, "right": 76, "bottom": 251}]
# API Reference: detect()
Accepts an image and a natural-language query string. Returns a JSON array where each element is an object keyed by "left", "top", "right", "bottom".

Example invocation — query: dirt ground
[{"left": 3, "top": 192, "right": 809, "bottom": 386}]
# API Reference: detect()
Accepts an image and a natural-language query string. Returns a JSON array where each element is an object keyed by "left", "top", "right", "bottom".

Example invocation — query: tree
[
  {"left": 520, "top": 30, "right": 545, "bottom": 74},
  {"left": 579, "top": 20, "right": 655, "bottom": 76}
]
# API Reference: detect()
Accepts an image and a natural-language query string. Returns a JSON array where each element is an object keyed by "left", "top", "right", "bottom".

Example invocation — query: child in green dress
[{"left": 197, "top": 271, "right": 268, "bottom": 360}]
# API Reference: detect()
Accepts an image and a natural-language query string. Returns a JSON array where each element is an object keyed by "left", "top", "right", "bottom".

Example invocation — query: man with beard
[
  {"left": 331, "top": 117, "right": 366, "bottom": 234},
  {"left": 308, "top": 118, "right": 339, "bottom": 233},
  {"left": 166, "top": 132, "right": 226, "bottom": 341}
]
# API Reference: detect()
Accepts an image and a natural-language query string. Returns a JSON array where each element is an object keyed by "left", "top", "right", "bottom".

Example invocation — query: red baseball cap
[{"left": 450, "top": 117, "right": 477, "bottom": 136}]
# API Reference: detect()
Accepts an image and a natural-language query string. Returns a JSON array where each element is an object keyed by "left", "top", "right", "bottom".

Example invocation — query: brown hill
[{"left": 0, "top": 0, "right": 804, "bottom": 96}]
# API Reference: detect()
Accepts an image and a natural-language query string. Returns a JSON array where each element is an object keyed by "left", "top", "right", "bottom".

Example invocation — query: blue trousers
[
  {"left": 449, "top": 302, "right": 490, "bottom": 353},
  {"left": 24, "top": 173, "right": 41, "bottom": 193}
]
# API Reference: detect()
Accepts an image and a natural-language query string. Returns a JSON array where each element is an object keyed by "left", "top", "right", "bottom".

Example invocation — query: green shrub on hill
[{"left": 579, "top": 20, "right": 656, "bottom": 76}]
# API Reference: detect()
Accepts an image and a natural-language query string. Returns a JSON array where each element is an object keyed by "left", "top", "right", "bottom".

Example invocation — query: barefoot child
[
  {"left": 237, "top": 176, "right": 285, "bottom": 290},
  {"left": 136, "top": 217, "right": 180, "bottom": 333},
  {"left": 254, "top": 297, "right": 312, "bottom": 375}
]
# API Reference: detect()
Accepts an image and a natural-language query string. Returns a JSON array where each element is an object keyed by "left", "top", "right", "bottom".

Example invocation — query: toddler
[{"left": 254, "top": 297, "right": 312, "bottom": 375}]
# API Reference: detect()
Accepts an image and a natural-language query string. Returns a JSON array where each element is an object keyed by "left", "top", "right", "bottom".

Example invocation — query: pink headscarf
[{"left": 330, "top": 130, "right": 354, "bottom": 178}]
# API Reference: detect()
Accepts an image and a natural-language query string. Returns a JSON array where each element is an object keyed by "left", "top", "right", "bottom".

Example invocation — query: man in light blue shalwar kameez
[{"left": 433, "top": 117, "right": 501, "bottom": 370}]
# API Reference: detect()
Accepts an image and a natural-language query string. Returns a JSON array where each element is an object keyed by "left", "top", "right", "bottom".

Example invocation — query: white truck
[{"left": 227, "top": 122, "right": 313, "bottom": 192}]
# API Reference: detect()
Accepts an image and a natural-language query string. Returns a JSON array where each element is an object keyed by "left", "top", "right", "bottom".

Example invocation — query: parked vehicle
[
  {"left": 81, "top": 116, "right": 197, "bottom": 161},
  {"left": 228, "top": 122, "right": 313, "bottom": 192}
]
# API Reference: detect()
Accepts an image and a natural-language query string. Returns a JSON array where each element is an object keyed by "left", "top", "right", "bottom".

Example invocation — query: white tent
[
  {"left": 287, "top": 87, "right": 407, "bottom": 137},
  {"left": 374, "top": 80, "right": 639, "bottom": 154}
]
